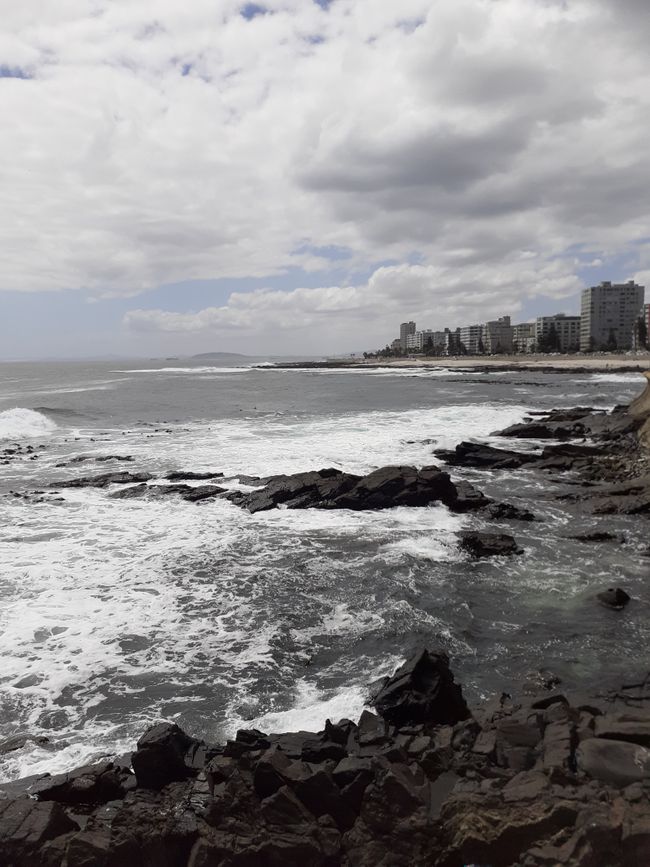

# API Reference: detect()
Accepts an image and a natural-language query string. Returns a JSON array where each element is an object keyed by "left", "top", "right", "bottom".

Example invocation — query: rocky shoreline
[
  {"left": 1, "top": 649, "right": 650, "bottom": 866},
  {"left": 2, "top": 375, "right": 649, "bottom": 865}
]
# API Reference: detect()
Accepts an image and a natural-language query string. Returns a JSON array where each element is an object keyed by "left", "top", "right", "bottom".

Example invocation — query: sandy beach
[{"left": 352, "top": 353, "right": 650, "bottom": 371}]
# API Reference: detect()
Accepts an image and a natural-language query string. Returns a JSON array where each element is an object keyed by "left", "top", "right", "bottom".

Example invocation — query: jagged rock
[
  {"left": 458, "top": 531, "right": 523, "bottom": 557},
  {"left": 165, "top": 470, "right": 224, "bottom": 481},
  {"left": 596, "top": 587, "right": 631, "bottom": 610},
  {"left": 226, "top": 465, "right": 490, "bottom": 513},
  {"left": 576, "top": 738, "right": 650, "bottom": 787},
  {"left": 485, "top": 501, "right": 536, "bottom": 521},
  {"left": 372, "top": 649, "right": 469, "bottom": 728},
  {"left": 131, "top": 722, "right": 202, "bottom": 789},
  {"left": 0, "top": 733, "right": 51, "bottom": 755},
  {"left": 433, "top": 441, "right": 538, "bottom": 469},
  {"left": 0, "top": 800, "right": 78, "bottom": 863},
  {"left": 50, "top": 471, "right": 153, "bottom": 488},
  {"left": 493, "top": 421, "right": 579, "bottom": 439},
  {"left": 110, "top": 483, "right": 225, "bottom": 502},
  {"left": 31, "top": 762, "right": 134, "bottom": 806}
]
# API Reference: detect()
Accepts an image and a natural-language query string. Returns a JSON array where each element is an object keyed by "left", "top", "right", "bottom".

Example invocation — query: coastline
[{"left": 273, "top": 352, "right": 650, "bottom": 373}]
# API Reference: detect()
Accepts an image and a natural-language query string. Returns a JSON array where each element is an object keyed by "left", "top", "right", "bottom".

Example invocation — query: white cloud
[
  {"left": 124, "top": 256, "right": 582, "bottom": 351},
  {"left": 0, "top": 0, "right": 648, "bottom": 349}
]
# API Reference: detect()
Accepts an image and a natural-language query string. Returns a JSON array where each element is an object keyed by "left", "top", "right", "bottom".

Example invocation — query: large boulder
[
  {"left": 372, "top": 649, "right": 469, "bottom": 728},
  {"left": 131, "top": 723, "right": 203, "bottom": 790},
  {"left": 577, "top": 738, "right": 650, "bottom": 787}
]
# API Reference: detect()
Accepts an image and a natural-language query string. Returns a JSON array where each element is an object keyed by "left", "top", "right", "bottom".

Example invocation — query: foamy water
[{"left": 1, "top": 361, "right": 648, "bottom": 782}]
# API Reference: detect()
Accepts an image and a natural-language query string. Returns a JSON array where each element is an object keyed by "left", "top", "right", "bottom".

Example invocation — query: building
[
  {"left": 512, "top": 322, "right": 535, "bottom": 353},
  {"left": 390, "top": 338, "right": 402, "bottom": 352},
  {"left": 459, "top": 324, "right": 483, "bottom": 355},
  {"left": 444, "top": 328, "right": 461, "bottom": 355},
  {"left": 580, "top": 281, "right": 645, "bottom": 352},
  {"left": 406, "top": 329, "right": 447, "bottom": 353},
  {"left": 483, "top": 316, "right": 513, "bottom": 354},
  {"left": 399, "top": 321, "right": 416, "bottom": 351},
  {"left": 535, "top": 314, "right": 581, "bottom": 353}
]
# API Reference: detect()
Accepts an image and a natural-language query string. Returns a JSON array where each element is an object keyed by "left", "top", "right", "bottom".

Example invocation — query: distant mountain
[{"left": 191, "top": 351, "right": 250, "bottom": 359}]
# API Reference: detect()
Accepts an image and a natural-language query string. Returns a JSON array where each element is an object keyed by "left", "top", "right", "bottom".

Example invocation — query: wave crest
[{"left": 0, "top": 408, "right": 58, "bottom": 440}]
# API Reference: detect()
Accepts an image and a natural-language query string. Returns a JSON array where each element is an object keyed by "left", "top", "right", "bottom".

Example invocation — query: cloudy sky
[{"left": 1, "top": 0, "right": 649, "bottom": 359}]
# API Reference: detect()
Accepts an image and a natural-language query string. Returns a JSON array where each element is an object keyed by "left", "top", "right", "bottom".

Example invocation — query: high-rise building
[
  {"left": 459, "top": 324, "right": 483, "bottom": 355},
  {"left": 512, "top": 322, "right": 535, "bottom": 353},
  {"left": 399, "top": 321, "right": 416, "bottom": 351},
  {"left": 483, "top": 316, "right": 513, "bottom": 354},
  {"left": 580, "top": 281, "right": 645, "bottom": 351},
  {"left": 535, "top": 314, "right": 581, "bottom": 352}
]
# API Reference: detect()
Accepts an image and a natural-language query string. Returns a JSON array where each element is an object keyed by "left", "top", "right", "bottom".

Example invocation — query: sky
[{"left": 1, "top": 0, "right": 649, "bottom": 359}]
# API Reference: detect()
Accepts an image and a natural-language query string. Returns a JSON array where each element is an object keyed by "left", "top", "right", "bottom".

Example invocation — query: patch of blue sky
[
  {"left": 0, "top": 65, "right": 31, "bottom": 79},
  {"left": 241, "top": 3, "right": 267, "bottom": 20}
]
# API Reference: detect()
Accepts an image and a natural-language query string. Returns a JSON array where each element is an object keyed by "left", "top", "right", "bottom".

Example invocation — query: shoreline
[{"left": 272, "top": 353, "right": 650, "bottom": 373}]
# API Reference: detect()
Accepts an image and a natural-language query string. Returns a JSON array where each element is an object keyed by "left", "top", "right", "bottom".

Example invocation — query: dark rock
[
  {"left": 596, "top": 587, "right": 631, "bottom": 610},
  {"left": 458, "top": 531, "right": 523, "bottom": 557},
  {"left": 253, "top": 748, "right": 291, "bottom": 799},
  {"left": 131, "top": 722, "right": 202, "bottom": 789},
  {"left": 227, "top": 464, "right": 489, "bottom": 514},
  {"left": 372, "top": 649, "right": 469, "bottom": 728},
  {"left": 433, "top": 441, "right": 538, "bottom": 469},
  {"left": 165, "top": 470, "right": 224, "bottom": 481},
  {"left": 32, "top": 762, "right": 134, "bottom": 806},
  {"left": 485, "top": 501, "right": 536, "bottom": 521},
  {"left": 576, "top": 737, "right": 650, "bottom": 787},
  {"left": 0, "top": 733, "right": 51, "bottom": 755},
  {"left": 301, "top": 739, "right": 346, "bottom": 764},
  {"left": 110, "top": 483, "right": 225, "bottom": 501},
  {"left": 493, "top": 421, "right": 579, "bottom": 439},
  {"left": 51, "top": 471, "right": 153, "bottom": 488},
  {"left": 569, "top": 531, "right": 625, "bottom": 543},
  {"left": 594, "top": 712, "right": 650, "bottom": 747},
  {"left": 0, "top": 799, "right": 78, "bottom": 862}
]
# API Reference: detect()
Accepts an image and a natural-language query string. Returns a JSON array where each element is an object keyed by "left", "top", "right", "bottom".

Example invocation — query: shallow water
[{"left": 0, "top": 359, "right": 648, "bottom": 781}]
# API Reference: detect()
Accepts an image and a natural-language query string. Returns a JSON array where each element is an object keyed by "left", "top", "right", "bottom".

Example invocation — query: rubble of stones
[
  {"left": 1, "top": 442, "right": 46, "bottom": 466},
  {"left": 2, "top": 649, "right": 650, "bottom": 867}
]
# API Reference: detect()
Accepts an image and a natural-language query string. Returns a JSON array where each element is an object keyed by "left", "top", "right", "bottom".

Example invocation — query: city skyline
[{"left": 383, "top": 280, "right": 646, "bottom": 356}]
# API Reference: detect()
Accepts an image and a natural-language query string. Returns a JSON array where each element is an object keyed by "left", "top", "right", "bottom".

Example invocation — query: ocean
[{"left": 0, "top": 359, "right": 647, "bottom": 782}]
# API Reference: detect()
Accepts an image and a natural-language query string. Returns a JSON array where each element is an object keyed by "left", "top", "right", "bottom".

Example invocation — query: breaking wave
[{"left": 0, "top": 408, "right": 58, "bottom": 440}]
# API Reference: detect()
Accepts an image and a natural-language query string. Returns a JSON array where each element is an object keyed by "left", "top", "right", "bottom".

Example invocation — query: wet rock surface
[
  {"left": 458, "top": 531, "right": 524, "bottom": 557},
  {"left": 2, "top": 650, "right": 650, "bottom": 866}
]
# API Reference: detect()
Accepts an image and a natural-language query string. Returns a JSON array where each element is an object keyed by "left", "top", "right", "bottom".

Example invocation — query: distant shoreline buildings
[{"left": 378, "top": 281, "right": 647, "bottom": 357}]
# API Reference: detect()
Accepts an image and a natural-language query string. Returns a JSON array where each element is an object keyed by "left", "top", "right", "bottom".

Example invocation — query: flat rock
[{"left": 577, "top": 737, "right": 650, "bottom": 787}]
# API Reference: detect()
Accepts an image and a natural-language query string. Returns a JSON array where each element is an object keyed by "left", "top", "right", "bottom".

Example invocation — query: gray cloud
[{"left": 0, "top": 0, "right": 648, "bottom": 352}]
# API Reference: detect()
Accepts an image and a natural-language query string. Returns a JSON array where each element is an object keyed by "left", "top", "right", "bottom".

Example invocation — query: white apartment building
[
  {"left": 580, "top": 281, "right": 645, "bottom": 351},
  {"left": 512, "top": 322, "right": 535, "bottom": 353},
  {"left": 459, "top": 324, "right": 483, "bottom": 355},
  {"left": 535, "top": 314, "right": 581, "bottom": 352},
  {"left": 483, "top": 316, "right": 513, "bottom": 354},
  {"left": 399, "top": 321, "right": 416, "bottom": 351}
]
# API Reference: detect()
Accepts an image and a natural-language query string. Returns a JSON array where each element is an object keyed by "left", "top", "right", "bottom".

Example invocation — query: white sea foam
[
  {"left": 576, "top": 373, "right": 647, "bottom": 384},
  {"left": 115, "top": 367, "right": 252, "bottom": 374},
  {"left": 0, "top": 408, "right": 58, "bottom": 440}
]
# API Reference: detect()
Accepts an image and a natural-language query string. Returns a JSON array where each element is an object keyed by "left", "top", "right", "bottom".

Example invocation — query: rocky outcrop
[
  {"left": 109, "top": 483, "right": 226, "bottom": 502},
  {"left": 2, "top": 651, "right": 650, "bottom": 866},
  {"left": 226, "top": 465, "right": 490, "bottom": 514},
  {"left": 50, "top": 471, "right": 153, "bottom": 488}
]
